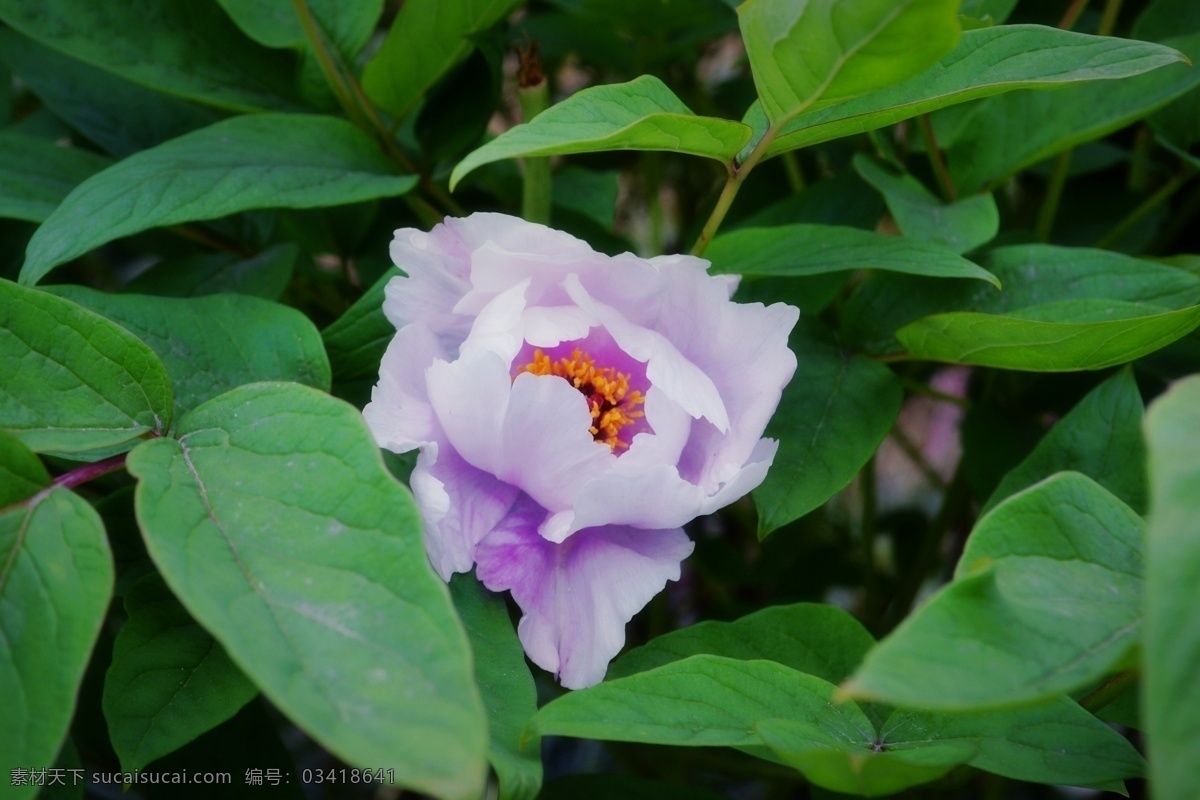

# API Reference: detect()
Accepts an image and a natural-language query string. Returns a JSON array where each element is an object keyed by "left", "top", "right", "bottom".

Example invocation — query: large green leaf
[
  {"left": 845, "top": 243, "right": 1200, "bottom": 353},
  {"left": 0, "top": 29, "right": 219, "bottom": 157},
  {"left": 0, "top": 280, "right": 172, "bottom": 455},
  {"left": 0, "top": 133, "right": 111, "bottom": 223},
  {"left": 706, "top": 223, "right": 1000, "bottom": 287},
  {"left": 896, "top": 303, "right": 1200, "bottom": 371},
  {"left": 940, "top": 31, "right": 1200, "bottom": 192},
  {"left": 983, "top": 369, "right": 1146, "bottom": 514},
  {"left": 880, "top": 698, "right": 1144, "bottom": 786},
  {"left": 216, "top": 0, "right": 382, "bottom": 62},
  {"left": 363, "top": 0, "right": 520, "bottom": 118},
  {"left": 737, "top": 0, "right": 960, "bottom": 127},
  {"left": 0, "top": 429, "right": 49, "bottom": 506},
  {"left": 450, "top": 77, "right": 752, "bottom": 189},
  {"left": 49, "top": 286, "right": 330, "bottom": 418},
  {"left": 0, "top": 0, "right": 302, "bottom": 112},
  {"left": 0, "top": 484, "right": 113, "bottom": 800},
  {"left": 1143, "top": 375, "right": 1200, "bottom": 800},
  {"left": 126, "top": 383, "right": 487, "bottom": 800},
  {"left": 1135, "top": 0, "right": 1200, "bottom": 148},
  {"left": 450, "top": 575, "right": 541, "bottom": 800},
  {"left": 845, "top": 472, "right": 1143, "bottom": 709},
  {"left": 852, "top": 154, "right": 998, "bottom": 254},
  {"left": 322, "top": 266, "right": 401, "bottom": 382},
  {"left": 757, "top": 719, "right": 972, "bottom": 797},
  {"left": 103, "top": 575, "right": 258, "bottom": 772},
  {"left": 20, "top": 114, "right": 417, "bottom": 285},
  {"left": 124, "top": 244, "right": 297, "bottom": 300},
  {"left": 609, "top": 603, "right": 875, "bottom": 684},
  {"left": 753, "top": 333, "right": 902, "bottom": 537},
  {"left": 765, "top": 25, "right": 1188, "bottom": 157},
  {"left": 530, "top": 655, "right": 875, "bottom": 749},
  {"left": 533, "top": 651, "right": 1139, "bottom": 794}
]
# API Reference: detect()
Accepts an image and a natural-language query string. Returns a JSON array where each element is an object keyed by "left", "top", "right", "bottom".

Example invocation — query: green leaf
[
  {"left": 983, "top": 369, "right": 1146, "bottom": 514},
  {"left": 0, "top": 279, "right": 172, "bottom": 455},
  {"left": 48, "top": 286, "right": 330, "bottom": 418},
  {"left": 1135, "top": 0, "right": 1200, "bottom": 149},
  {"left": 883, "top": 698, "right": 1144, "bottom": 786},
  {"left": 852, "top": 154, "right": 998, "bottom": 254},
  {"left": 0, "top": 133, "right": 111, "bottom": 223},
  {"left": 958, "top": 0, "right": 1016, "bottom": 23},
  {"left": 322, "top": 267, "right": 401, "bottom": 382},
  {"left": 844, "top": 243, "right": 1200, "bottom": 353},
  {"left": 940, "top": 32, "right": 1200, "bottom": 192},
  {"left": 0, "top": 29, "right": 219, "bottom": 157},
  {"left": 124, "top": 244, "right": 297, "bottom": 300},
  {"left": 450, "top": 575, "right": 542, "bottom": 800},
  {"left": 845, "top": 472, "right": 1143, "bottom": 709},
  {"left": 215, "top": 0, "right": 382, "bottom": 62},
  {"left": 0, "top": 487, "right": 113, "bottom": 800},
  {"left": 1143, "top": 375, "right": 1200, "bottom": 800},
  {"left": 126, "top": 382, "right": 486, "bottom": 800},
  {"left": 757, "top": 718, "right": 972, "bottom": 797},
  {"left": 766, "top": 25, "right": 1189, "bottom": 157},
  {"left": 896, "top": 304, "right": 1200, "bottom": 371},
  {"left": 0, "top": 429, "right": 50, "bottom": 506},
  {"left": 737, "top": 0, "right": 961, "bottom": 126},
  {"left": 609, "top": 602, "right": 875, "bottom": 685},
  {"left": 707, "top": 223, "right": 1001, "bottom": 287},
  {"left": 20, "top": 114, "right": 417, "bottom": 285},
  {"left": 103, "top": 575, "right": 258, "bottom": 772},
  {"left": 450, "top": 76, "right": 752, "bottom": 189},
  {"left": 363, "top": 0, "right": 521, "bottom": 118},
  {"left": 753, "top": 334, "right": 902, "bottom": 537},
  {"left": 529, "top": 654, "right": 875, "bottom": 749},
  {"left": 0, "top": 0, "right": 303, "bottom": 112}
]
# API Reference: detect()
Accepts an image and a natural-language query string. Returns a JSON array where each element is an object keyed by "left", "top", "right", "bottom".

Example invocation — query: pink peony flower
[{"left": 364, "top": 213, "right": 799, "bottom": 688}]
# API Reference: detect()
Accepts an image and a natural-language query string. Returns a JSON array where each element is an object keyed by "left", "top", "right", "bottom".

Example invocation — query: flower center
[{"left": 518, "top": 348, "right": 646, "bottom": 451}]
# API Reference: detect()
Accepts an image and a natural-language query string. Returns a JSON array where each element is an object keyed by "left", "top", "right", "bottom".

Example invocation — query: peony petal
[
  {"left": 563, "top": 274, "right": 731, "bottom": 432},
  {"left": 362, "top": 322, "right": 444, "bottom": 453},
  {"left": 411, "top": 443, "right": 520, "bottom": 580},
  {"left": 475, "top": 497, "right": 694, "bottom": 689},
  {"left": 501, "top": 373, "right": 614, "bottom": 511},
  {"left": 425, "top": 350, "right": 510, "bottom": 474},
  {"left": 458, "top": 278, "right": 530, "bottom": 363}
]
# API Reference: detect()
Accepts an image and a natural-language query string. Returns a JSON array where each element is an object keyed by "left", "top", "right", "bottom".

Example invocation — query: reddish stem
[{"left": 51, "top": 453, "right": 128, "bottom": 492}]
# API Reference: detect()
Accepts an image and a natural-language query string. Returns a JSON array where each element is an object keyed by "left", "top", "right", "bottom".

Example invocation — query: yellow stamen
[{"left": 518, "top": 348, "right": 645, "bottom": 451}]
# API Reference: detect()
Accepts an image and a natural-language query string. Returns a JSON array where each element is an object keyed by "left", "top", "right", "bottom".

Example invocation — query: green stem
[
  {"left": 888, "top": 425, "right": 950, "bottom": 491},
  {"left": 1098, "top": 0, "right": 1124, "bottom": 36},
  {"left": 1095, "top": 168, "right": 1193, "bottom": 249},
  {"left": 918, "top": 114, "right": 957, "bottom": 202},
  {"left": 291, "top": 0, "right": 463, "bottom": 220},
  {"left": 1058, "top": 0, "right": 1090, "bottom": 30},
  {"left": 1079, "top": 669, "right": 1139, "bottom": 712},
  {"left": 518, "top": 78, "right": 552, "bottom": 226},
  {"left": 1035, "top": 149, "right": 1073, "bottom": 242},
  {"left": 691, "top": 125, "right": 779, "bottom": 256},
  {"left": 882, "top": 464, "right": 970, "bottom": 632},
  {"left": 897, "top": 375, "right": 971, "bottom": 409},
  {"left": 781, "top": 150, "right": 806, "bottom": 193},
  {"left": 861, "top": 456, "right": 881, "bottom": 629}
]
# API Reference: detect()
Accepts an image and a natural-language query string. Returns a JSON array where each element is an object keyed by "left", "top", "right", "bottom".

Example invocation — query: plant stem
[
  {"left": 690, "top": 125, "right": 779, "bottom": 256},
  {"left": 291, "top": 0, "right": 463, "bottom": 220},
  {"left": 518, "top": 80, "right": 552, "bottom": 226},
  {"left": 1095, "top": 167, "right": 1193, "bottom": 249},
  {"left": 52, "top": 453, "right": 129, "bottom": 492},
  {"left": 1058, "top": 0, "right": 1090, "bottom": 30},
  {"left": 1079, "top": 669, "right": 1139, "bottom": 712},
  {"left": 1098, "top": 0, "right": 1124, "bottom": 36},
  {"left": 888, "top": 427, "right": 950, "bottom": 491},
  {"left": 918, "top": 114, "right": 957, "bottom": 202},
  {"left": 1035, "top": 149, "right": 1073, "bottom": 241},
  {"left": 781, "top": 150, "right": 806, "bottom": 193},
  {"left": 860, "top": 456, "right": 881, "bottom": 629},
  {"left": 881, "top": 464, "right": 970, "bottom": 632},
  {"left": 897, "top": 375, "right": 972, "bottom": 409}
]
